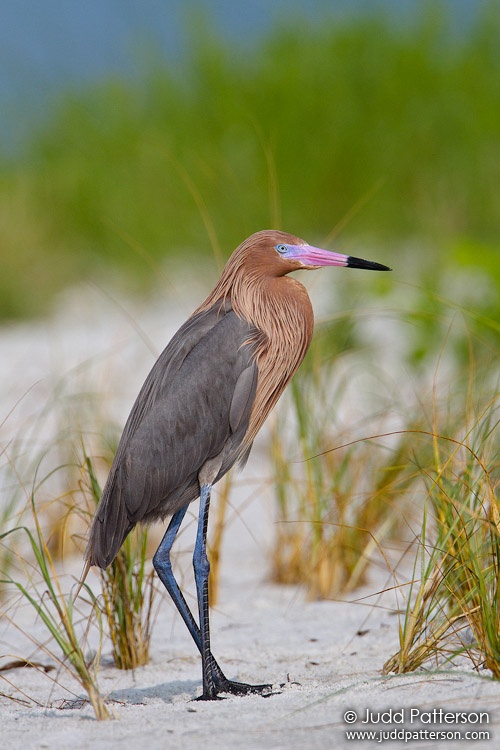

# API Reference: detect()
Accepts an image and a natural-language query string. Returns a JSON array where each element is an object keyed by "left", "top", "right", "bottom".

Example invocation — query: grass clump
[
  {"left": 0, "top": 491, "right": 110, "bottom": 719},
  {"left": 270, "top": 315, "right": 423, "bottom": 597},
  {"left": 0, "top": 406, "right": 160, "bottom": 721},
  {"left": 98, "top": 535, "right": 156, "bottom": 671},
  {"left": 80, "top": 448, "right": 158, "bottom": 671},
  {"left": 384, "top": 394, "right": 500, "bottom": 676},
  {"left": 271, "top": 415, "right": 419, "bottom": 598}
]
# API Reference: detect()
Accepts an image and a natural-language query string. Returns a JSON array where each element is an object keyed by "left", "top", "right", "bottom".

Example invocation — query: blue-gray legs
[
  {"left": 193, "top": 483, "right": 217, "bottom": 698},
  {"left": 152, "top": 483, "right": 274, "bottom": 699},
  {"left": 152, "top": 498, "right": 224, "bottom": 697}
]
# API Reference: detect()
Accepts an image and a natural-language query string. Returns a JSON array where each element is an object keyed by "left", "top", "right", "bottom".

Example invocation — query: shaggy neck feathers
[{"left": 195, "top": 231, "right": 315, "bottom": 447}]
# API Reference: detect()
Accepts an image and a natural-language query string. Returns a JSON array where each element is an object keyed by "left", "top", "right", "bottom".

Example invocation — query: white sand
[
  {"left": 1, "top": 536, "right": 498, "bottom": 749},
  {"left": 1, "top": 284, "right": 498, "bottom": 749}
]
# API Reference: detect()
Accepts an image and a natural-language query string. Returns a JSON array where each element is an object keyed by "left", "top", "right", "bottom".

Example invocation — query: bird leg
[
  {"left": 193, "top": 483, "right": 275, "bottom": 700},
  {"left": 153, "top": 505, "right": 226, "bottom": 685},
  {"left": 153, "top": 490, "right": 275, "bottom": 699},
  {"left": 193, "top": 482, "right": 219, "bottom": 699}
]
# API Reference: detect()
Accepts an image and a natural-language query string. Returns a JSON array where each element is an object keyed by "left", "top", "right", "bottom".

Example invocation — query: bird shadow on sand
[
  {"left": 106, "top": 679, "right": 200, "bottom": 706},
  {"left": 47, "top": 680, "right": 200, "bottom": 717}
]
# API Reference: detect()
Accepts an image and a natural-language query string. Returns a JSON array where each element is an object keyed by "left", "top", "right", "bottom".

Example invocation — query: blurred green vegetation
[{"left": 1, "top": 3, "right": 499, "bottom": 319}]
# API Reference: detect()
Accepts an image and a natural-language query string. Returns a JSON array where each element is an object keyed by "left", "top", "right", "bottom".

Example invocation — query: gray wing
[{"left": 86, "top": 301, "right": 258, "bottom": 568}]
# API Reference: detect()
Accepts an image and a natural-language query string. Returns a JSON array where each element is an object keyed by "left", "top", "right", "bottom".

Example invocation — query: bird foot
[
  {"left": 194, "top": 691, "right": 224, "bottom": 702},
  {"left": 194, "top": 678, "right": 278, "bottom": 701},
  {"left": 214, "top": 678, "right": 278, "bottom": 697}
]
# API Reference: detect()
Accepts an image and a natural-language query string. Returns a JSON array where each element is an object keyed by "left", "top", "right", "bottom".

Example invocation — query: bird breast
[{"left": 235, "top": 275, "right": 315, "bottom": 446}]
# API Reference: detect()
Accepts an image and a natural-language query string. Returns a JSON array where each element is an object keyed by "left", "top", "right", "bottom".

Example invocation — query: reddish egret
[{"left": 86, "top": 230, "right": 390, "bottom": 699}]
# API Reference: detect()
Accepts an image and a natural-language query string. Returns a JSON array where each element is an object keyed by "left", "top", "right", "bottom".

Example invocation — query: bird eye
[{"left": 275, "top": 244, "right": 288, "bottom": 255}]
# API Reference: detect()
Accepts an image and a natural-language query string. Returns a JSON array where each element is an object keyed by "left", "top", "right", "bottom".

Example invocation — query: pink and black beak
[{"left": 275, "top": 242, "right": 391, "bottom": 272}]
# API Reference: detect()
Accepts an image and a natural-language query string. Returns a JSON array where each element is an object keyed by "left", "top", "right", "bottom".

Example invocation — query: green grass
[
  {"left": 384, "top": 392, "right": 500, "bottom": 675},
  {"left": 0, "top": 493, "right": 110, "bottom": 719},
  {"left": 269, "top": 284, "right": 499, "bottom": 612},
  {"left": 82, "top": 451, "right": 158, "bottom": 671},
  {"left": 270, "top": 318, "right": 423, "bottom": 597},
  {"left": 0, "top": 384, "right": 159, "bottom": 711},
  {"left": 0, "top": 3, "right": 500, "bottom": 320}
]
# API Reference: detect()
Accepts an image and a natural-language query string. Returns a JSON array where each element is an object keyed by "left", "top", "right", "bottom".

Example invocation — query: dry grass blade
[
  {"left": 270, "top": 352, "right": 421, "bottom": 598},
  {"left": 208, "top": 473, "right": 233, "bottom": 607},
  {"left": 384, "top": 397, "right": 500, "bottom": 676},
  {"left": 99, "top": 537, "right": 156, "bottom": 670},
  {"left": 0, "top": 492, "right": 111, "bottom": 720}
]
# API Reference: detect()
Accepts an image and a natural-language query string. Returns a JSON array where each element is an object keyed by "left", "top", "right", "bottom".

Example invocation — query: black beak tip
[{"left": 347, "top": 255, "right": 392, "bottom": 272}]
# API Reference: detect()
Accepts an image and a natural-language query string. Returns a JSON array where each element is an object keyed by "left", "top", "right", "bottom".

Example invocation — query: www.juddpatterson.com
[{"left": 342, "top": 710, "right": 491, "bottom": 744}]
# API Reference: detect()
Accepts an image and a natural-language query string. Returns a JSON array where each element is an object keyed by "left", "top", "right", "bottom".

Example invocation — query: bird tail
[
  {"left": 73, "top": 559, "right": 91, "bottom": 601},
  {"left": 85, "top": 477, "right": 134, "bottom": 569}
]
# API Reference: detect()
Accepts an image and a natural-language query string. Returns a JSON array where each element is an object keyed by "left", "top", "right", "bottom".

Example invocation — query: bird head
[
  {"left": 274, "top": 241, "right": 392, "bottom": 272},
  {"left": 197, "top": 230, "right": 391, "bottom": 320},
  {"left": 240, "top": 230, "right": 391, "bottom": 275}
]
